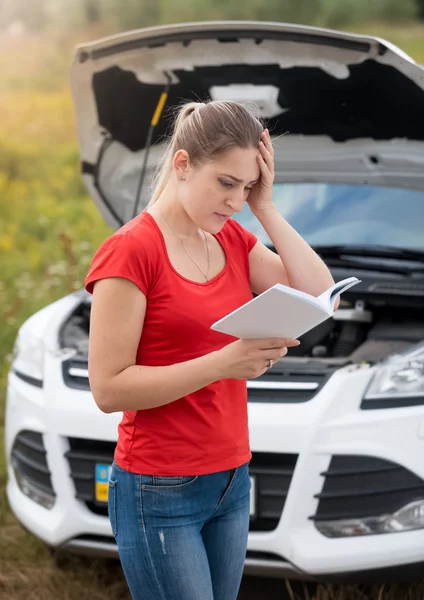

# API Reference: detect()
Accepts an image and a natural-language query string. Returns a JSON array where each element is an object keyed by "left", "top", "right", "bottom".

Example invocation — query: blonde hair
[{"left": 148, "top": 100, "right": 264, "bottom": 205}]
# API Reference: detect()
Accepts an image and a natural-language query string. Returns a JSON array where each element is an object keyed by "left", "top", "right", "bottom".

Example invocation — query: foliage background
[{"left": 1, "top": 1, "right": 424, "bottom": 598}]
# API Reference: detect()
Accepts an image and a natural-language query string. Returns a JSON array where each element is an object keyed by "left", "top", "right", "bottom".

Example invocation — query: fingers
[
  {"left": 261, "top": 129, "right": 274, "bottom": 156},
  {"left": 257, "top": 153, "right": 272, "bottom": 185},
  {"left": 259, "top": 140, "right": 273, "bottom": 166},
  {"left": 265, "top": 347, "right": 288, "bottom": 361},
  {"left": 264, "top": 347, "right": 288, "bottom": 370},
  {"left": 258, "top": 339, "right": 299, "bottom": 363},
  {"left": 257, "top": 152, "right": 268, "bottom": 176},
  {"left": 258, "top": 131, "right": 274, "bottom": 177},
  {"left": 256, "top": 338, "right": 300, "bottom": 349}
]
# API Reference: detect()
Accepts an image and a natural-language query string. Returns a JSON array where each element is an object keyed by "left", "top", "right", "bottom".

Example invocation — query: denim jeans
[{"left": 108, "top": 460, "right": 251, "bottom": 600}]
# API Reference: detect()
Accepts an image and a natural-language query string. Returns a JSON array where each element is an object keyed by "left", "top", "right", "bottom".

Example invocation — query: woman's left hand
[{"left": 247, "top": 129, "right": 275, "bottom": 215}]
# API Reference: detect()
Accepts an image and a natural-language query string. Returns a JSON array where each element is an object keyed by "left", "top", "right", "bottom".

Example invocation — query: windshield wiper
[
  {"left": 318, "top": 256, "right": 416, "bottom": 275},
  {"left": 265, "top": 243, "right": 424, "bottom": 273},
  {"left": 313, "top": 244, "right": 424, "bottom": 263}
]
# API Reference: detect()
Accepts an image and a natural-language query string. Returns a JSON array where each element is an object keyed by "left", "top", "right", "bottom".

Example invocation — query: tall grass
[
  {"left": 1, "top": 21, "right": 424, "bottom": 599},
  {"left": 0, "top": 33, "right": 112, "bottom": 599},
  {"left": 0, "top": 89, "right": 111, "bottom": 356}
]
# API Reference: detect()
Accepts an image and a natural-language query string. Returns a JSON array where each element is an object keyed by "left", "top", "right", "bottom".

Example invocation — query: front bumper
[
  {"left": 6, "top": 357, "right": 424, "bottom": 580},
  {"left": 58, "top": 535, "right": 306, "bottom": 579}
]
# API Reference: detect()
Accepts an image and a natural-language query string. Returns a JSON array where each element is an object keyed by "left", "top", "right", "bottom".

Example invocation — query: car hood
[{"left": 69, "top": 20, "right": 424, "bottom": 229}]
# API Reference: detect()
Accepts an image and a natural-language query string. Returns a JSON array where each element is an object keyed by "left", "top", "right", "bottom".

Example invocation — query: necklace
[{"left": 157, "top": 206, "right": 211, "bottom": 282}]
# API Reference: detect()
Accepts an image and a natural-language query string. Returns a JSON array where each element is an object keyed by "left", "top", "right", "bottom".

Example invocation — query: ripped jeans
[{"left": 108, "top": 461, "right": 251, "bottom": 600}]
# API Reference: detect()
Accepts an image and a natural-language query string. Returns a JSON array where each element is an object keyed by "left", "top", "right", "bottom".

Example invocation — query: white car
[{"left": 5, "top": 21, "right": 424, "bottom": 581}]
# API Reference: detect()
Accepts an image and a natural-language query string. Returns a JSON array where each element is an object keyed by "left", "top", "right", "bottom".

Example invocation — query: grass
[
  {"left": 344, "top": 21, "right": 424, "bottom": 62},
  {"left": 0, "top": 533, "right": 130, "bottom": 599},
  {"left": 1, "top": 19, "right": 424, "bottom": 599}
]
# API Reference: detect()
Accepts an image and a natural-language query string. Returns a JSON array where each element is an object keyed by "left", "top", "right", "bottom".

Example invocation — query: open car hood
[{"left": 69, "top": 21, "right": 424, "bottom": 229}]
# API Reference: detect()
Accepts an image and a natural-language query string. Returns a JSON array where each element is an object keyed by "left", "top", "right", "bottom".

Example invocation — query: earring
[{"left": 178, "top": 176, "right": 186, "bottom": 182}]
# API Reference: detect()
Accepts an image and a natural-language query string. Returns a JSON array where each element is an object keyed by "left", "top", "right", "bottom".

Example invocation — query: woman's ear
[{"left": 173, "top": 149, "right": 191, "bottom": 180}]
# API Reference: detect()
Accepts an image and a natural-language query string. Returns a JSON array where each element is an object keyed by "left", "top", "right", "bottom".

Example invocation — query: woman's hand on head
[
  {"left": 213, "top": 337, "right": 300, "bottom": 381},
  {"left": 246, "top": 129, "right": 275, "bottom": 216}
]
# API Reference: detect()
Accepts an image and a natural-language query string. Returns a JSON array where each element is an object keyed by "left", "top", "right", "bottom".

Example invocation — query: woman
[{"left": 85, "top": 100, "right": 336, "bottom": 600}]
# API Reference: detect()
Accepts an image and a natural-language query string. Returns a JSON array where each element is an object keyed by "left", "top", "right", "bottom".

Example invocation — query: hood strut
[{"left": 132, "top": 73, "right": 172, "bottom": 218}]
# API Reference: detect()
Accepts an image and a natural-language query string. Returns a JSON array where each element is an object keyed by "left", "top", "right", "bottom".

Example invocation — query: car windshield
[{"left": 234, "top": 184, "right": 424, "bottom": 251}]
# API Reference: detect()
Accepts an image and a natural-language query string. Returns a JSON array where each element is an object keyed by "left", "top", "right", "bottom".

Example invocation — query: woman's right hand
[{"left": 214, "top": 337, "right": 300, "bottom": 380}]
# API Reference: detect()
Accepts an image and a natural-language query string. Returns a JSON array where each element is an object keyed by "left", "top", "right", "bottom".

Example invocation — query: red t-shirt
[{"left": 85, "top": 210, "right": 257, "bottom": 475}]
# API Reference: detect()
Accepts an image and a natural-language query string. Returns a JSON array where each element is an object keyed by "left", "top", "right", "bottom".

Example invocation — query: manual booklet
[{"left": 211, "top": 276, "right": 361, "bottom": 340}]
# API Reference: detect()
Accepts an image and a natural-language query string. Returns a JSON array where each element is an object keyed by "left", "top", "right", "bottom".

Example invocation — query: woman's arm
[
  {"left": 247, "top": 128, "right": 339, "bottom": 308},
  {"left": 88, "top": 278, "right": 223, "bottom": 413},
  {"left": 88, "top": 277, "right": 297, "bottom": 413},
  {"left": 248, "top": 208, "right": 336, "bottom": 297}
]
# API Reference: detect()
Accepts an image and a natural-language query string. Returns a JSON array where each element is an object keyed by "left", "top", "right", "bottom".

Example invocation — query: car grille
[
  {"left": 310, "top": 454, "right": 424, "bottom": 522},
  {"left": 249, "top": 452, "right": 298, "bottom": 531},
  {"left": 247, "top": 362, "right": 334, "bottom": 403},
  {"left": 11, "top": 430, "right": 55, "bottom": 497},
  {"left": 64, "top": 437, "right": 297, "bottom": 531},
  {"left": 62, "top": 357, "right": 334, "bottom": 403},
  {"left": 64, "top": 438, "right": 116, "bottom": 515}
]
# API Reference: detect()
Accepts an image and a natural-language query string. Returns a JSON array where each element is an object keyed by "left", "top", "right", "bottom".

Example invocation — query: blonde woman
[{"left": 85, "top": 100, "right": 336, "bottom": 600}]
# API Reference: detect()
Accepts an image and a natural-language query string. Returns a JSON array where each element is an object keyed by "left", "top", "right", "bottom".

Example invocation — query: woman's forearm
[
  {"left": 253, "top": 205, "right": 335, "bottom": 296},
  {"left": 94, "top": 351, "right": 223, "bottom": 413}
]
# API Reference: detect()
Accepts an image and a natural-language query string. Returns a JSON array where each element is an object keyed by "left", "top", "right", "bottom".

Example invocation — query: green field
[{"left": 1, "top": 21, "right": 424, "bottom": 599}]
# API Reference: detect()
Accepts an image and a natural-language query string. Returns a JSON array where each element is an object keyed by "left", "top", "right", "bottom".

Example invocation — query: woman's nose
[{"left": 228, "top": 191, "right": 245, "bottom": 213}]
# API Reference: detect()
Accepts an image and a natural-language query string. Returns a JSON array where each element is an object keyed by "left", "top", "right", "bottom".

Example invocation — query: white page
[
  {"left": 211, "top": 277, "right": 361, "bottom": 340},
  {"left": 211, "top": 285, "right": 330, "bottom": 340},
  {"left": 317, "top": 276, "right": 361, "bottom": 313}
]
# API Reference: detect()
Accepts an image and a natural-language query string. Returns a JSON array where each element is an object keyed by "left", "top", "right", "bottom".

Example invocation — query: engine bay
[
  {"left": 62, "top": 271, "right": 424, "bottom": 368},
  {"left": 287, "top": 297, "right": 424, "bottom": 363}
]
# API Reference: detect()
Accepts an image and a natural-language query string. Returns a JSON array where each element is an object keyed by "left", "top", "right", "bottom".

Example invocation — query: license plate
[
  {"left": 95, "top": 464, "right": 112, "bottom": 503},
  {"left": 249, "top": 475, "right": 256, "bottom": 518}
]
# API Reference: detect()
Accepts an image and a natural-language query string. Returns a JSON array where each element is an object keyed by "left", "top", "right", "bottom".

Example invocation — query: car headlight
[
  {"left": 316, "top": 499, "right": 424, "bottom": 538},
  {"left": 11, "top": 325, "right": 45, "bottom": 388},
  {"left": 361, "top": 344, "right": 424, "bottom": 409}
]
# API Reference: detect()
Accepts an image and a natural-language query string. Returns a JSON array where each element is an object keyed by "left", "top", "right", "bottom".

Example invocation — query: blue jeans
[{"left": 108, "top": 461, "right": 251, "bottom": 600}]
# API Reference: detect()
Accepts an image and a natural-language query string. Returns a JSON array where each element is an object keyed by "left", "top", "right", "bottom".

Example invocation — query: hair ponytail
[
  {"left": 148, "top": 144, "right": 174, "bottom": 206},
  {"left": 148, "top": 102, "right": 202, "bottom": 206}
]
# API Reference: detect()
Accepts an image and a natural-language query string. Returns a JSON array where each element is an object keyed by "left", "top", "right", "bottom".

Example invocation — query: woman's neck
[{"left": 149, "top": 193, "right": 201, "bottom": 241}]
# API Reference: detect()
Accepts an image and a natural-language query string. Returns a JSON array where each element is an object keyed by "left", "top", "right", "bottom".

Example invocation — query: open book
[{"left": 211, "top": 276, "right": 361, "bottom": 340}]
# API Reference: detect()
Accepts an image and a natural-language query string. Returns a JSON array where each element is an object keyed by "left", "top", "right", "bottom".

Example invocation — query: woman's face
[{"left": 177, "top": 146, "right": 261, "bottom": 234}]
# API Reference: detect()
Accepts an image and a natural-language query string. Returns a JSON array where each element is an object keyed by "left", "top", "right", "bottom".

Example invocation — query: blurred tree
[
  {"left": 318, "top": 0, "right": 417, "bottom": 27},
  {"left": 248, "top": 0, "right": 321, "bottom": 24},
  {"left": 0, "top": 0, "right": 48, "bottom": 31},
  {"left": 104, "top": 0, "right": 161, "bottom": 29},
  {"left": 0, "top": 0, "right": 421, "bottom": 33},
  {"left": 416, "top": 0, "right": 424, "bottom": 19},
  {"left": 151, "top": 0, "right": 321, "bottom": 27},
  {"left": 84, "top": 0, "right": 101, "bottom": 23}
]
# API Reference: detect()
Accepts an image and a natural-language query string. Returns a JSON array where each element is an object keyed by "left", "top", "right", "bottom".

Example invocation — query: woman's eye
[{"left": 219, "top": 180, "right": 233, "bottom": 188}]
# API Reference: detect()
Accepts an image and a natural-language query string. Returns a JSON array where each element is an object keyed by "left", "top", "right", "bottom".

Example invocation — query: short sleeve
[
  {"left": 84, "top": 231, "right": 154, "bottom": 295},
  {"left": 244, "top": 227, "right": 258, "bottom": 252},
  {"left": 227, "top": 219, "right": 258, "bottom": 252}
]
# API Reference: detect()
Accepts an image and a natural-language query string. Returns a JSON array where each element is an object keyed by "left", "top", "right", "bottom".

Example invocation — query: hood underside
[{"left": 69, "top": 21, "right": 424, "bottom": 229}]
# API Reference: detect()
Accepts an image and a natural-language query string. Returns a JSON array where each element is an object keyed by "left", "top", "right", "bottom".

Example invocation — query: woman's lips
[{"left": 215, "top": 212, "right": 231, "bottom": 220}]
